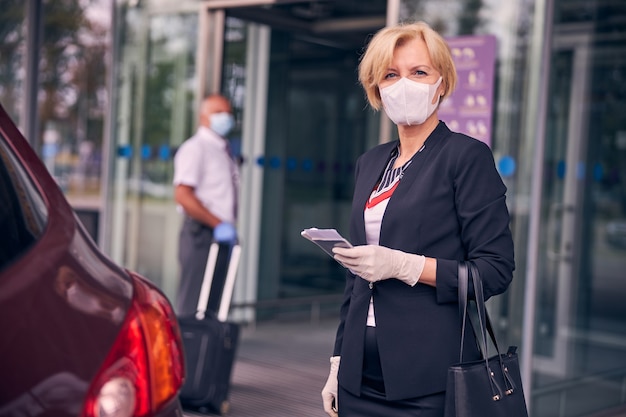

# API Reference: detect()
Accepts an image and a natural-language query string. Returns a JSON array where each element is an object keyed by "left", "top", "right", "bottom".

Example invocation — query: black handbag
[{"left": 444, "top": 262, "right": 529, "bottom": 417}]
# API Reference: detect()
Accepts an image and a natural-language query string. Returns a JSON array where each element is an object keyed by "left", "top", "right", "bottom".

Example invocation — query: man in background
[{"left": 173, "top": 94, "right": 239, "bottom": 316}]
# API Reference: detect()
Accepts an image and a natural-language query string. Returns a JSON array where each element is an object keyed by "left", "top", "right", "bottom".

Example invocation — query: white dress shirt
[{"left": 173, "top": 126, "right": 239, "bottom": 223}]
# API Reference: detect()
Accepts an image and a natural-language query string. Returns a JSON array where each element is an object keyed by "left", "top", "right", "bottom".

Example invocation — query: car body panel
[{"left": 0, "top": 104, "right": 183, "bottom": 416}]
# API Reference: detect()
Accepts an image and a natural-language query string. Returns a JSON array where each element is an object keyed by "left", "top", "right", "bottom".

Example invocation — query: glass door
[
  {"left": 208, "top": 1, "right": 387, "bottom": 318},
  {"left": 109, "top": 1, "right": 200, "bottom": 299},
  {"left": 531, "top": 28, "right": 626, "bottom": 416},
  {"left": 109, "top": 0, "right": 386, "bottom": 312},
  {"left": 533, "top": 33, "right": 591, "bottom": 377}
]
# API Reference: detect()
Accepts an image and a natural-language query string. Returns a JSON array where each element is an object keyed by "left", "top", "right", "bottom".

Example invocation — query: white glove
[
  {"left": 332, "top": 245, "right": 425, "bottom": 286},
  {"left": 321, "top": 356, "right": 340, "bottom": 417}
]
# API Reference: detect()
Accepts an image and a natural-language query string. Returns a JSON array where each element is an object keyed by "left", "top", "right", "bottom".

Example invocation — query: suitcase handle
[
  {"left": 196, "top": 242, "right": 241, "bottom": 321},
  {"left": 196, "top": 243, "right": 219, "bottom": 320},
  {"left": 218, "top": 244, "right": 241, "bottom": 321}
]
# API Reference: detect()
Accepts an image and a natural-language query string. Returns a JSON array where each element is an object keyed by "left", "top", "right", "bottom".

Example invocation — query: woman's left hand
[{"left": 333, "top": 245, "right": 425, "bottom": 286}]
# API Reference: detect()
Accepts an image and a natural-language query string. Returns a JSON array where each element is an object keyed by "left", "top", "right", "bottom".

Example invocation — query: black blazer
[{"left": 334, "top": 122, "right": 515, "bottom": 401}]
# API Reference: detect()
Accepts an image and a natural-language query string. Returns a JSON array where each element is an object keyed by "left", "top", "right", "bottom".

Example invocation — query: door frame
[
  {"left": 532, "top": 28, "right": 592, "bottom": 377},
  {"left": 199, "top": 0, "right": 283, "bottom": 321},
  {"left": 198, "top": 0, "right": 316, "bottom": 97},
  {"left": 198, "top": 0, "right": 396, "bottom": 320}
]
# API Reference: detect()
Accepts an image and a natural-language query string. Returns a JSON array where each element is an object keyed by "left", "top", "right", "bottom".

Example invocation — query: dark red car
[{"left": 0, "top": 102, "right": 186, "bottom": 417}]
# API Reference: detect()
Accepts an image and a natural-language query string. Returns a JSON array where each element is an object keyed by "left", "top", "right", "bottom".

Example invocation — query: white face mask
[
  {"left": 380, "top": 76, "right": 443, "bottom": 126},
  {"left": 209, "top": 112, "right": 235, "bottom": 137}
]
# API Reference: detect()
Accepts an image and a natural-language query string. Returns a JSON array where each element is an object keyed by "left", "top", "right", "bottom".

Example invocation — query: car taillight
[{"left": 81, "top": 275, "right": 185, "bottom": 417}]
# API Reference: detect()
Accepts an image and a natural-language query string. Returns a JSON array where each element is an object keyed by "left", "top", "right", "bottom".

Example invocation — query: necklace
[
  {"left": 397, "top": 143, "right": 425, "bottom": 164},
  {"left": 395, "top": 143, "right": 425, "bottom": 170}
]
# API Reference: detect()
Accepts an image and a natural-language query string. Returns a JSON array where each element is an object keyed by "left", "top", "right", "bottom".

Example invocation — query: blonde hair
[{"left": 358, "top": 21, "right": 457, "bottom": 110}]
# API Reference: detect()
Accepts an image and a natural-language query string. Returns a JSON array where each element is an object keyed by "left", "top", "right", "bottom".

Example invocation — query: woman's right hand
[{"left": 321, "top": 356, "right": 340, "bottom": 417}]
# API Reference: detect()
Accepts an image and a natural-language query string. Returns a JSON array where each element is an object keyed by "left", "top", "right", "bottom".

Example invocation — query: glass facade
[
  {"left": 0, "top": 0, "right": 112, "bottom": 240},
  {"left": 2, "top": 0, "right": 626, "bottom": 415},
  {"left": 107, "top": 1, "right": 199, "bottom": 297},
  {"left": 398, "top": 0, "right": 626, "bottom": 415},
  {"left": 529, "top": 2, "right": 626, "bottom": 415},
  {"left": 0, "top": 1, "right": 26, "bottom": 124}
]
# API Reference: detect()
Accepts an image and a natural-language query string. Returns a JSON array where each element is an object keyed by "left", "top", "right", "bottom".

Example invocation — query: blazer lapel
[
  {"left": 390, "top": 122, "right": 450, "bottom": 196},
  {"left": 352, "top": 141, "right": 397, "bottom": 245},
  {"left": 378, "top": 123, "right": 451, "bottom": 242}
]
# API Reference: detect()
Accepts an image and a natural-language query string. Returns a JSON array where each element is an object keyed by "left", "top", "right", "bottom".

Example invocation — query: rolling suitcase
[{"left": 179, "top": 242, "right": 242, "bottom": 415}]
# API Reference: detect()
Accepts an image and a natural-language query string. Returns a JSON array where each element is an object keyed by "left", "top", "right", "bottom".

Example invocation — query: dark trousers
[
  {"left": 338, "top": 326, "right": 446, "bottom": 417},
  {"left": 176, "top": 217, "right": 229, "bottom": 317}
]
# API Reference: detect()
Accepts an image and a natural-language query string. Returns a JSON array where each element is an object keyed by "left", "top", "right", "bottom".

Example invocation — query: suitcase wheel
[{"left": 220, "top": 400, "right": 230, "bottom": 415}]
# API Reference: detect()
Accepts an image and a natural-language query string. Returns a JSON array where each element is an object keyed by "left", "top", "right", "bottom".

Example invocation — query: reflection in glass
[
  {"left": 0, "top": 1, "right": 26, "bottom": 123},
  {"left": 110, "top": 5, "right": 198, "bottom": 293},
  {"left": 39, "top": 1, "right": 111, "bottom": 204}
]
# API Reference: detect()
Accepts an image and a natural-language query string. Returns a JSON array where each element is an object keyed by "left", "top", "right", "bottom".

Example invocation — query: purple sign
[{"left": 439, "top": 35, "right": 497, "bottom": 147}]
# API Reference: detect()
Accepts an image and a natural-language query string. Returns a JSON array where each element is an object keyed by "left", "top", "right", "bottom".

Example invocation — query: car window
[{"left": 0, "top": 134, "right": 48, "bottom": 272}]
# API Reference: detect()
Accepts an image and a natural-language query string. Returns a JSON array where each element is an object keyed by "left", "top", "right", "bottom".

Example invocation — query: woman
[{"left": 321, "top": 21, "right": 515, "bottom": 417}]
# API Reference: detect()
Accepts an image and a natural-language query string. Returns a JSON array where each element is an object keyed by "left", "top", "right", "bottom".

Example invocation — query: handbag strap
[
  {"left": 458, "top": 262, "right": 502, "bottom": 359},
  {"left": 469, "top": 263, "right": 504, "bottom": 358},
  {"left": 458, "top": 261, "right": 470, "bottom": 359},
  {"left": 459, "top": 261, "right": 517, "bottom": 399}
]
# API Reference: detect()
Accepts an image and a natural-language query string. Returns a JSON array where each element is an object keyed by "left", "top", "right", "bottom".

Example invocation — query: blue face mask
[{"left": 209, "top": 112, "right": 235, "bottom": 137}]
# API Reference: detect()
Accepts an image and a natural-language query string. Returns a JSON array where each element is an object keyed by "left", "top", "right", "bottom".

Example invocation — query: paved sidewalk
[
  {"left": 184, "top": 318, "right": 339, "bottom": 417},
  {"left": 182, "top": 318, "right": 626, "bottom": 417}
]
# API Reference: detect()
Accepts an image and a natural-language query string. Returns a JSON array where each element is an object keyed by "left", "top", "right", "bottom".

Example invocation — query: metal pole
[
  {"left": 520, "top": 0, "right": 555, "bottom": 413},
  {"left": 23, "top": 0, "right": 42, "bottom": 147},
  {"left": 99, "top": 0, "right": 119, "bottom": 251}
]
